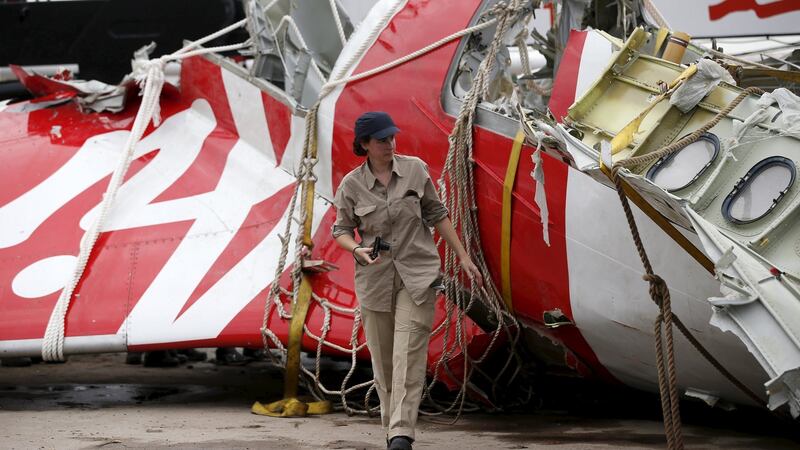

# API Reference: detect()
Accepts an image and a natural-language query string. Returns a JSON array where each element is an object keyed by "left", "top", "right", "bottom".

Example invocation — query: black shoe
[
  {"left": 177, "top": 348, "right": 207, "bottom": 362},
  {"left": 388, "top": 436, "right": 413, "bottom": 450},
  {"left": 125, "top": 352, "right": 143, "bottom": 365},
  {"left": 143, "top": 350, "right": 180, "bottom": 367}
]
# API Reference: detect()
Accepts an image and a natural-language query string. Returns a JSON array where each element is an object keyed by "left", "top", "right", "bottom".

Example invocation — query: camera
[{"left": 370, "top": 236, "right": 391, "bottom": 260}]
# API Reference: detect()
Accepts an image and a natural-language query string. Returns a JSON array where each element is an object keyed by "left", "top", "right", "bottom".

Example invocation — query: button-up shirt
[{"left": 332, "top": 154, "right": 448, "bottom": 311}]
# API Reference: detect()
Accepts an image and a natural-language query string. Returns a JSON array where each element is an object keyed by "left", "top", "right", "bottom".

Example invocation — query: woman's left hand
[{"left": 460, "top": 257, "right": 483, "bottom": 288}]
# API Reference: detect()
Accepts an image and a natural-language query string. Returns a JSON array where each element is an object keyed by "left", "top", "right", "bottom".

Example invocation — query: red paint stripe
[
  {"left": 152, "top": 123, "right": 238, "bottom": 202},
  {"left": 709, "top": 0, "right": 800, "bottom": 20},
  {"left": 67, "top": 221, "right": 193, "bottom": 338},
  {"left": 173, "top": 184, "right": 294, "bottom": 320},
  {"left": 180, "top": 57, "right": 237, "bottom": 134},
  {"left": 0, "top": 105, "right": 136, "bottom": 207},
  {"left": 548, "top": 29, "right": 588, "bottom": 122},
  {"left": 0, "top": 150, "right": 189, "bottom": 340},
  {"left": 261, "top": 92, "right": 292, "bottom": 166},
  {"left": 0, "top": 78, "right": 199, "bottom": 340}
]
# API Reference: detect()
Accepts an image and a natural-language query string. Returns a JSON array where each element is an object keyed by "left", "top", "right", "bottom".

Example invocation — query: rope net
[{"left": 257, "top": 1, "right": 538, "bottom": 418}]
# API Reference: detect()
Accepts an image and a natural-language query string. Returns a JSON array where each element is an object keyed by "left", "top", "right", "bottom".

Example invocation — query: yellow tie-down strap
[
  {"left": 500, "top": 129, "right": 526, "bottom": 312},
  {"left": 251, "top": 270, "right": 333, "bottom": 417},
  {"left": 252, "top": 110, "right": 331, "bottom": 418}
]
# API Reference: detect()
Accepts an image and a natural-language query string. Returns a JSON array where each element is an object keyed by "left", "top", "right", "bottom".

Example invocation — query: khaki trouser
[{"left": 360, "top": 269, "right": 435, "bottom": 441}]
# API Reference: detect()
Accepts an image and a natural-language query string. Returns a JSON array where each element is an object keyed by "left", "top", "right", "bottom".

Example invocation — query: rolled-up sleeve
[
  {"left": 419, "top": 166, "right": 448, "bottom": 227},
  {"left": 332, "top": 180, "right": 357, "bottom": 239}
]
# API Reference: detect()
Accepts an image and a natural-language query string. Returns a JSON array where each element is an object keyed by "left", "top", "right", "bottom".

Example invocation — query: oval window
[
  {"left": 646, "top": 133, "right": 720, "bottom": 192},
  {"left": 722, "top": 156, "right": 796, "bottom": 225}
]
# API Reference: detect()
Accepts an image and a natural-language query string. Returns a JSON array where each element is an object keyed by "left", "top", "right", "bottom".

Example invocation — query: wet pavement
[{"left": 1, "top": 352, "right": 798, "bottom": 449}]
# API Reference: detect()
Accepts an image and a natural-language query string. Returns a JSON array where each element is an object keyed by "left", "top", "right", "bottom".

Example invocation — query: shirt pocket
[
  {"left": 398, "top": 188, "right": 423, "bottom": 221},
  {"left": 355, "top": 203, "right": 381, "bottom": 235}
]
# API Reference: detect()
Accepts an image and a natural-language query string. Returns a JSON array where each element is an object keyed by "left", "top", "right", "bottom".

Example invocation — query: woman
[{"left": 332, "top": 111, "right": 482, "bottom": 450}]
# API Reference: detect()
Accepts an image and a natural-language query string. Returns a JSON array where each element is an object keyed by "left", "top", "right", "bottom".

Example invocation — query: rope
[
  {"left": 608, "top": 169, "right": 683, "bottom": 449},
  {"left": 176, "top": 18, "right": 249, "bottom": 56},
  {"left": 328, "top": 0, "right": 347, "bottom": 47},
  {"left": 515, "top": 33, "right": 551, "bottom": 97},
  {"left": 320, "top": 18, "right": 499, "bottom": 93},
  {"left": 256, "top": 0, "right": 531, "bottom": 419},
  {"left": 430, "top": 0, "right": 530, "bottom": 423},
  {"left": 41, "top": 22, "right": 251, "bottom": 362},
  {"left": 608, "top": 86, "right": 766, "bottom": 449},
  {"left": 257, "top": 1, "right": 409, "bottom": 416},
  {"left": 614, "top": 87, "right": 765, "bottom": 172},
  {"left": 641, "top": 0, "right": 669, "bottom": 29}
]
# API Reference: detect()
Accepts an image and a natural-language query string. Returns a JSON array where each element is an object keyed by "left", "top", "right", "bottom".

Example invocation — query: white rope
[
  {"left": 255, "top": 0, "right": 529, "bottom": 417},
  {"left": 176, "top": 18, "right": 249, "bottom": 56},
  {"left": 329, "top": 0, "right": 348, "bottom": 47},
  {"left": 321, "top": 18, "right": 498, "bottom": 93},
  {"left": 172, "top": 41, "right": 253, "bottom": 60},
  {"left": 314, "top": 1, "right": 407, "bottom": 102},
  {"left": 275, "top": 15, "right": 329, "bottom": 84},
  {"left": 641, "top": 0, "right": 669, "bottom": 29},
  {"left": 41, "top": 20, "right": 251, "bottom": 361},
  {"left": 262, "top": 0, "right": 281, "bottom": 13}
]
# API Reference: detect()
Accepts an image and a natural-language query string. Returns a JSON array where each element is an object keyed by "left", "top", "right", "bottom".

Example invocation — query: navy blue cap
[{"left": 354, "top": 111, "right": 400, "bottom": 140}]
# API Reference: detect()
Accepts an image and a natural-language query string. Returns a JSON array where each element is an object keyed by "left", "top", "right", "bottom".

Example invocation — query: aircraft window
[
  {"left": 646, "top": 132, "right": 719, "bottom": 192},
  {"left": 722, "top": 156, "right": 796, "bottom": 225},
  {"left": 448, "top": 2, "right": 554, "bottom": 117}
]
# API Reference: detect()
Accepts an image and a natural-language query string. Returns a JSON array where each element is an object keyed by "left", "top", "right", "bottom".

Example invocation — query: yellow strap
[
  {"left": 287, "top": 112, "right": 319, "bottom": 398},
  {"left": 602, "top": 166, "right": 715, "bottom": 275},
  {"left": 252, "top": 108, "right": 333, "bottom": 418},
  {"left": 252, "top": 397, "right": 332, "bottom": 417},
  {"left": 251, "top": 277, "right": 332, "bottom": 417},
  {"left": 501, "top": 129, "right": 525, "bottom": 312},
  {"left": 285, "top": 276, "right": 312, "bottom": 398},
  {"left": 610, "top": 64, "right": 698, "bottom": 155}
]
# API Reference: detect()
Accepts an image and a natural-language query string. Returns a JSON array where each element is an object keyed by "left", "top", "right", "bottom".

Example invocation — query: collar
[{"left": 363, "top": 155, "right": 403, "bottom": 189}]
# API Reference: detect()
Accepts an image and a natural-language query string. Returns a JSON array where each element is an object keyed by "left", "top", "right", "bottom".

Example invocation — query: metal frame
[
  {"left": 721, "top": 155, "right": 797, "bottom": 225},
  {"left": 645, "top": 132, "right": 721, "bottom": 193}
]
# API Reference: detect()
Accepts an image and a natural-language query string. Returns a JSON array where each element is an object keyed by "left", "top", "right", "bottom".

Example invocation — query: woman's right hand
[{"left": 354, "top": 246, "right": 379, "bottom": 265}]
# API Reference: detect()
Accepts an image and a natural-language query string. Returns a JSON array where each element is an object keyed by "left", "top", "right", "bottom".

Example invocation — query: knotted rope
[
  {"left": 255, "top": 2, "right": 506, "bottom": 417},
  {"left": 608, "top": 85, "right": 767, "bottom": 449},
  {"left": 430, "top": 0, "right": 532, "bottom": 422},
  {"left": 256, "top": 0, "right": 533, "bottom": 419}
]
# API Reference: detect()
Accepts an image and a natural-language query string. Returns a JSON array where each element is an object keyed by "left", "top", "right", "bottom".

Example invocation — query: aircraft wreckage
[{"left": 1, "top": 0, "right": 799, "bottom": 431}]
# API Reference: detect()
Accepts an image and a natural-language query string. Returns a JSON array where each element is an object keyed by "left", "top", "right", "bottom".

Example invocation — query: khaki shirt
[{"left": 332, "top": 155, "right": 448, "bottom": 311}]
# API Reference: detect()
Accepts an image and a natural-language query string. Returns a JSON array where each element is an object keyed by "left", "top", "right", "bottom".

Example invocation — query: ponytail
[{"left": 353, "top": 137, "right": 367, "bottom": 156}]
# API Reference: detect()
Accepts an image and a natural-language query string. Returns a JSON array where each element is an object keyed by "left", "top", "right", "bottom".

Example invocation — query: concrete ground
[{"left": 0, "top": 351, "right": 797, "bottom": 449}]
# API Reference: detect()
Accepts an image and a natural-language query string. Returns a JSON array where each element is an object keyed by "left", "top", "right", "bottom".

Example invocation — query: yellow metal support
[
  {"left": 610, "top": 64, "right": 698, "bottom": 155},
  {"left": 500, "top": 129, "right": 526, "bottom": 312},
  {"left": 653, "top": 28, "right": 669, "bottom": 57},
  {"left": 252, "top": 108, "right": 331, "bottom": 418}
]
